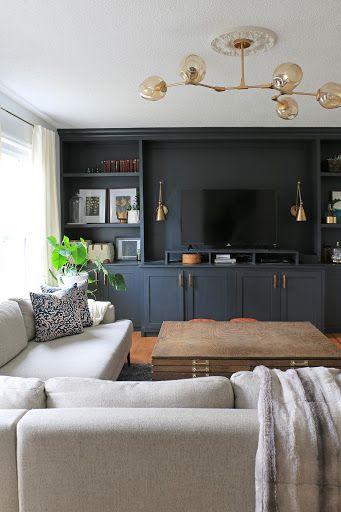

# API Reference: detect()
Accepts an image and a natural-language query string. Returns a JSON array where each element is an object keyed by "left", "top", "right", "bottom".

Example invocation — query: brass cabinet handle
[
  {"left": 291, "top": 360, "right": 308, "bottom": 367},
  {"left": 104, "top": 273, "right": 108, "bottom": 286},
  {"left": 188, "top": 273, "right": 193, "bottom": 288},
  {"left": 178, "top": 272, "right": 183, "bottom": 287},
  {"left": 94, "top": 270, "right": 98, "bottom": 283},
  {"left": 273, "top": 274, "right": 277, "bottom": 289},
  {"left": 283, "top": 273, "right": 286, "bottom": 289}
]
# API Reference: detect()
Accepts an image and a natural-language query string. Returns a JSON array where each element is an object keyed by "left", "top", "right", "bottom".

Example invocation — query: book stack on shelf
[
  {"left": 214, "top": 254, "right": 236, "bottom": 265},
  {"left": 100, "top": 159, "right": 139, "bottom": 173}
]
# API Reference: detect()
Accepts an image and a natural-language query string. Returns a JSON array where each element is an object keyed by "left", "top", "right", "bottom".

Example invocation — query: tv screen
[{"left": 181, "top": 189, "right": 278, "bottom": 247}]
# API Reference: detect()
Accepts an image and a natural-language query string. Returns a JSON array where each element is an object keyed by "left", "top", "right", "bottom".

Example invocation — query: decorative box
[
  {"left": 87, "top": 243, "right": 115, "bottom": 264},
  {"left": 326, "top": 157, "right": 341, "bottom": 172}
]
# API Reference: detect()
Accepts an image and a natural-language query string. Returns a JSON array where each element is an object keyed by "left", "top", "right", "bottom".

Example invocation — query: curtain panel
[{"left": 32, "top": 125, "right": 60, "bottom": 285}]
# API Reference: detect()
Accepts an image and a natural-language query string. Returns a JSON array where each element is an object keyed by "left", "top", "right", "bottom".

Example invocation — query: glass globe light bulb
[
  {"left": 317, "top": 82, "right": 341, "bottom": 109},
  {"left": 276, "top": 97, "right": 299, "bottom": 120},
  {"left": 179, "top": 54, "right": 206, "bottom": 84},
  {"left": 139, "top": 76, "right": 167, "bottom": 101},
  {"left": 272, "top": 63, "right": 303, "bottom": 93}
]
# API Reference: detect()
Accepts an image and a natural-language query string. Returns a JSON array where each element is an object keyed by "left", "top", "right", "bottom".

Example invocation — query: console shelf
[{"left": 165, "top": 249, "right": 300, "bottom": 265}]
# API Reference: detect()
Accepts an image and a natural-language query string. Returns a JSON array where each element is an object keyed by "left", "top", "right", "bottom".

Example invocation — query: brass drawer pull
[
  {"left": 192, "top": 360, "right": 209, "bottom": 365},
  {"left": 273, "top": 274, "right": 277, "bottom": 289},
  {"left": 283, "top": 273, "right": 286, "bottom": 289},
  {"left": 178, "top": 273, "right": 183, "bottom": 287},
  {"left": 290, "top": 360, "right": 309, "bottom": 367}
]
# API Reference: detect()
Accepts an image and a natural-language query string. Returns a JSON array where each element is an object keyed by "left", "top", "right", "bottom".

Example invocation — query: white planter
[
  {"left": 57, "top": 272, "right": 88, "bottom": 288},
  {"left": 128, "top": 210, "right": 140, "bottom": 224}
]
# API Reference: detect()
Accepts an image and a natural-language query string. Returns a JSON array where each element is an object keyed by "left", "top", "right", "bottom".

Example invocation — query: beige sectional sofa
[
  {"left": 0, "top": 374, "right": 260, "bottom": 512},
  {"left": 0, "top": 300, "right": 132, "bottom": 380}
]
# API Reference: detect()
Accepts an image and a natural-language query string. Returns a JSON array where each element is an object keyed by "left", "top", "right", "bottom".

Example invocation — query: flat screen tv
[{"left": 181, "top": 189, "right": 278, "bottom": 247}]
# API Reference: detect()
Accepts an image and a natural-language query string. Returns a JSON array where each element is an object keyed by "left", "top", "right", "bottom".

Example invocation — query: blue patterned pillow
[
  {"left": 41, "top": 283, "right": 93, "bottom": 328},
  {"left": 30, "top": 287, "right": 84, "bottom": 342}
]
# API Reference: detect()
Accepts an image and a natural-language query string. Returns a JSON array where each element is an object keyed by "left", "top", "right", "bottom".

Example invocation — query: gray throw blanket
[{"left": 255, "top": 366, "right": 341, "bottom": 511}]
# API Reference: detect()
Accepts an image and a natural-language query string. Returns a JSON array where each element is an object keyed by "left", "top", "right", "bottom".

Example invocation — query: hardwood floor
[
  {"left": 130, "top": 331, "right": 341, "bottom": 365},
  {"left": 131, "top": 332, "right": 157, "bottom": 364}
]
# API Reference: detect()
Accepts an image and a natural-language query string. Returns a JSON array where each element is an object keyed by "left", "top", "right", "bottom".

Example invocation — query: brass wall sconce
[
  {"left": 156, "top": 181, "right": 168, "bottom": 221},
  {"left": 290, "top": 181, "right": 307, "bottom": 222}
]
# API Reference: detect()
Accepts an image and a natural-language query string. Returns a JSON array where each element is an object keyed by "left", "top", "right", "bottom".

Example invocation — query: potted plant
[
  {"left": 48, "top": 236, "right": 126, "bottom": 291},
  {"left": 326, "top": 198, "right": 341, "bottom": 224},
  {"left": 127, "top": 192, "right": 140, "bottom": 224}
]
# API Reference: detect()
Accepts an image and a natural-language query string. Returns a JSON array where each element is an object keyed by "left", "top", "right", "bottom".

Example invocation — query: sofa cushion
[
  {"left": 30, "top": 288, "right": 83, "bottom": 342},
  {"left": 45, "top": 376, "right": 234, "bottom": 408},
  {"left": 230, "top": 371, "right": 260, "bottom": 409},
  {"left": 0, "top": 301, "right": 27, "bottom": 366},
  {"left": 42, "top": 284, "right": 92, "bottom": 328},
  {"left": 0, "top": 376, "right": 46, "bottom": 409},
  {"left": 0, "top": 409, "right": 27, "bottom": 512},
  {"left": 0, "top": 320, "right": 133, "bottom": 380},
  {"left": 9, "top": 298, "right": 35, "bottom": 341}
]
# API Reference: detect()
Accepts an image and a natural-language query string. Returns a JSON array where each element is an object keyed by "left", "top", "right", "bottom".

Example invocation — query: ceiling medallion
[{"left": 139, "top": 26, "right": 341, "bottom": 120}]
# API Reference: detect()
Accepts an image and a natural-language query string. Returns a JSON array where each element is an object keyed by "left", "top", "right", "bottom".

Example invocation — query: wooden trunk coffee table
[{"left": 152, "top": 321, "right": 341, "bottom": 380}]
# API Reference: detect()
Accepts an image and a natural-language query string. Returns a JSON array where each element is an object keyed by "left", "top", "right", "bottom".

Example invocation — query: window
[{"left": 0, "top": 136, "right": 44, "bottom": 301}]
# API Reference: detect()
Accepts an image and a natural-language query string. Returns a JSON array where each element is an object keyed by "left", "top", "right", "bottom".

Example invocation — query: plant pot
[
  {"left": 128, "top": 210, "right": 140, "bottom": 224},
  {"left": 57, "top": 272, "right": 89, "bottom": 288}
]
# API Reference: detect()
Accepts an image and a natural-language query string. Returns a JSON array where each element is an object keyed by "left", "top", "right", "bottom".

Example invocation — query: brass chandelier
[{"left": 139, "top": 27, "right": 341, "bottom": 120}]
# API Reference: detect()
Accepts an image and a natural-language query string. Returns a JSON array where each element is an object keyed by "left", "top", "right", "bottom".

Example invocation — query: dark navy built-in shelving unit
[{"left": 58, "top": 128, "right": 341, "bottom": 333}]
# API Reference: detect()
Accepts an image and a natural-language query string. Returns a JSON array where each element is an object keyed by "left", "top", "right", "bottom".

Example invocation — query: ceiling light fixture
[{"left": 139, "top": 27, "right": 341, "bottom": 120}]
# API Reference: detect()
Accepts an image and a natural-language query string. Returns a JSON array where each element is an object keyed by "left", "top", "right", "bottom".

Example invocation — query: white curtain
[{"left": 32, "top": 125, "right": 60, "bottom": 285}]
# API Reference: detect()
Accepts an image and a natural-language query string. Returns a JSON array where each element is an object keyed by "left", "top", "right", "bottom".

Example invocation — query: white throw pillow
[{"left": 45, "top": 376, "right": 234, "bottom": 408}]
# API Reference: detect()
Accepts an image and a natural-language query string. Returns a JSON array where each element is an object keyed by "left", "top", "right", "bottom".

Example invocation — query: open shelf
[
  {"left": 63, "top": 173, "right": 139, "bottom": 178},
  {"left": 65, "top": 223, "right": 140, "bottom": 228}
]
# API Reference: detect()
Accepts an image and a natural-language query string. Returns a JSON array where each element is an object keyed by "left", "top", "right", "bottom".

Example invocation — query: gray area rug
[{"left": 117, "top": 363, "right": 152, "bottom": 381}]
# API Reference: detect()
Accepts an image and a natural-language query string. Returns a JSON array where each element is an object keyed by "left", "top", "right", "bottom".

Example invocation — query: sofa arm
[
  {"left": 17, "top": 408, "right": 258, "bottom": 512},
  {"left": 0, "top": 409, "right": 27, "bottom": 512}
]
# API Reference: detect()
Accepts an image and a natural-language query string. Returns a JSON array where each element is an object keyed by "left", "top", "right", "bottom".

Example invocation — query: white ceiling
[{"left": 0, "top": 0, "right": 340, "bottom": 128}]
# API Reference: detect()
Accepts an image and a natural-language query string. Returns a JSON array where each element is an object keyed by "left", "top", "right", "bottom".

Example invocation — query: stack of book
[
  {"left": 100, "top": 159, "right": 139, "bottom": 173},
  {"left": 214, "top": 254, "right": 237, "bottom": 265}
]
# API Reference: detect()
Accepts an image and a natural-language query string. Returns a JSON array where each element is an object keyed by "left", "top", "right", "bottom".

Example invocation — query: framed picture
[
  {"left": 109, "top": 188, "right": 137, "bottom": 223},
  {"left": 332, "top": 191, "right": 341, "bottom": 222},
  {"left": 116, "top": 237, "right": 140, "bottom": 260},
  {"left": 79, "top": 189, "right": 106, "bottom": 223}
]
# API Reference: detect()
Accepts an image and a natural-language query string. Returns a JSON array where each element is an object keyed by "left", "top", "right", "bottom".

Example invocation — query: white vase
[
  {"left": 57, "top": 272, "right": 88, "bottom": 288},
  {"left": 128, "top": 210, "right": 140, "bottom": 224}
]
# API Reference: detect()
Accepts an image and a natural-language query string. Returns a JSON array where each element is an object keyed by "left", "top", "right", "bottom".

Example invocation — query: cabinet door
[
  {"left": 280, "top": 271, "right": 324, "bottom": 329},
  {"left": 143, "top": 270, "right": 185, "bottom": 334},
  {"left": 106, "top": 265, "right": 141, "bottom": 329},
  {"left": 185, "top": 270, "right": 228, "bottom": 320},
  {"left": 236, "top": 270, "right": 281, "bottom": 321}
]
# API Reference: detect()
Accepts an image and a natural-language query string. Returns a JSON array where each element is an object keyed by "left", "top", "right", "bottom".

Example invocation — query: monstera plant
[{"left": 48, "top": 236, "right": 126, "bottom": 291}]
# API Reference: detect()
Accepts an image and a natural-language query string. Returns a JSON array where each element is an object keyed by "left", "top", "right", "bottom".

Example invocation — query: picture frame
[
  {"left": 331, "top": 191, "right": 341, "bottom": 222},
  {"left": 116, "top": 237, "right": 140, "bottom": 260},
  {"left": 109, "top": 188, "right": 137, "bottom": 223},
  {"left": 79, "top": 189, "right": 106, "bottom": 223}
]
